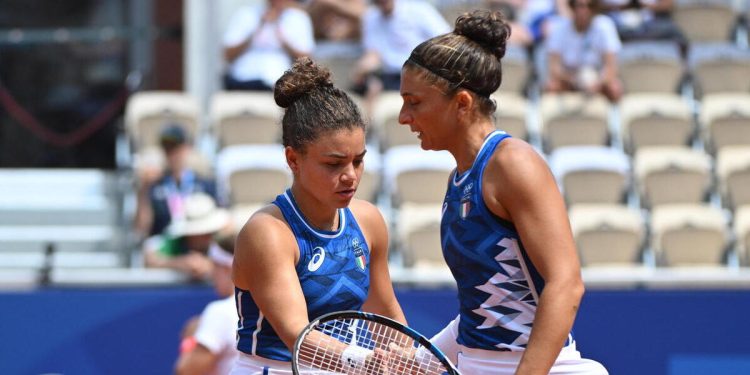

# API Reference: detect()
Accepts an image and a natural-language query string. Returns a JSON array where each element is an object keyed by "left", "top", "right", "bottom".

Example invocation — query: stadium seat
[
  {"left": 548, "top": 146, "right": 630, "bottom": 205},
  {"left": 734, "top": 205, "right": 750, "bottom": 265},
  {"left": 215, "top": 144, "right": 291, "bottom": 206},
  {"left": 492, "top": 92, "right": 529, "bottom": 141},
  {"left": 699, "top": 93, "right": 750, "bottom": 153},
  {"left": 396, "top": 203, "right": 446, "bottom": 269},
  {"left": 716, "top": 145, "right": 750, "bottom": 210},
  {"left": 124, "top": 91, "right": 201, "bottom": 151},
  {"left": 568, "top": 204, "right": 644, "bottom": 267},
  {"left": 372, "top": 92, "right": 414, "bottom": 150},
  {"left": 495, "top": 45, "right": 531, "bottom": 96},
  {"left": 673, "top": 0, "right": 737, "bottom": 43},
  {"left": 209, "top": 91, "right": 282, "bottom": 149},
  {"left": 618, "top": 41, "right": 684, "bottom": 94},
  {"left": 634, "top": 146, "right": 712, "bottom": 208},
  {"left": 689, "top": 44, "right": 750, "bottom": 98},
  {"left": 619, "top": 93, "right": 693, "bottom": 154},
  {"left": 383, "top": 145, "right": 455, "bottom": 207},
  {"left": 650, "top": 204, "right": 728, "bottom": 266},
  {"left": 355, "top": 147, "right": 383, "bottom": 203},
  {"left": 539, "top": 93, "right": 611, "bottom": 152}
]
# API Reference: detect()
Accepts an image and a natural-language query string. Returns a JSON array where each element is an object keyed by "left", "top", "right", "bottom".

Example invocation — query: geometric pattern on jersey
[
  {"left": 236, "top": 189, "right": 370, "bottom": 361},
  {"left": 441, "top": 131, "right": 558, "bottom": 351}
]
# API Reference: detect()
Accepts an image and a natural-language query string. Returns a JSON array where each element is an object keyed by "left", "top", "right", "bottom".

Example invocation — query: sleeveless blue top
[
  {"left": 441, "top": 131, "right": 572, "bottom": 351},
  {"left": 235, "top": 189, "right": 371, "bottom": 360}
]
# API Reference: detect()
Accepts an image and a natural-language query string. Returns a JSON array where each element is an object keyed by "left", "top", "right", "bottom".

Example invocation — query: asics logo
[{"left": 308, "top": 247, "right": 326, "bottom": 272}]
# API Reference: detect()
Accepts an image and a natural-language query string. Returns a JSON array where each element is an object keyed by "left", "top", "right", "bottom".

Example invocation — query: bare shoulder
[
  {"left": 487, "top": 138, "right": 549, "bottom": 181},
  {"left": 236, "top": 204, "right": 293, "bottom": 254},
  {"left": 348, "top": 198, "right": 387, "bottom": 228}
]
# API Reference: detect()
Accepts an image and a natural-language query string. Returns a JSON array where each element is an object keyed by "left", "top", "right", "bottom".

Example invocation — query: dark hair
[
  {"left": 159, "top": 123, "right": 189, "bottom": 150},
  {"left": 403, "top": 10, "right": 511, "bottom": 116},
  {"left": 274, "top": 57, "right": 366, "bottom": 151},
  {"left": 568, "top": 0, "right": 600, "bottom": 12}
]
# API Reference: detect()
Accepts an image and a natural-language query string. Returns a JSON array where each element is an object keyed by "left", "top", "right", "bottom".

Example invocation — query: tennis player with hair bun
[
  {"left": 399, "top": 10, "right": 608, "bottom": 374},
  {"left": 230, "top": 57, "right": 406, "bottom": 374}
]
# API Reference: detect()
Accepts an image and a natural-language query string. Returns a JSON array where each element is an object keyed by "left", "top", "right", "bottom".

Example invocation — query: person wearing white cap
[
  {"left": 175, "top": 234, "right": 240, "bottom": 375},
  {"left": 143, "top": 192, "right": 230, "bottom": 280}
]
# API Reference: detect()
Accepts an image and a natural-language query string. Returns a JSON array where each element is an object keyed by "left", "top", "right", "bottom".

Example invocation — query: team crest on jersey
[
  {"left": 352, "top": 238, "right": 366, "bottom": 271},
  {"left": 460, "top": 182, "right": 473, "bottom": 219}
]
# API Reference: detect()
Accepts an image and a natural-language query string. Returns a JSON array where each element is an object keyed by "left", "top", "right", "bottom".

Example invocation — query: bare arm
[
  {"left": 174, "top": 344, "right": 217, "bottom": 375},
  {"left": 351, "top": 200, "right": 407, "bottom": 324},
  {"left": 601, "top": 51, "right": 619, "bottom": 86},
  {"left": 232, "top": 207, "right": 311, "bottom": 350},
  {"left": 483, "top": 139, "right": 585, "bottom": 375}
]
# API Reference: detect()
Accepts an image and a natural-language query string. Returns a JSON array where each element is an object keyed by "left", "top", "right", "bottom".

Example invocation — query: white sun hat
[{"left": 168, "top": 193, "right": 230, "bottom": 237}]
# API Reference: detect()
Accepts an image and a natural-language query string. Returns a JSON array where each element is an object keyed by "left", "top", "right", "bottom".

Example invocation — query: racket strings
[{"left": 297, "top": 317, "right": 450, "bottom": 374}]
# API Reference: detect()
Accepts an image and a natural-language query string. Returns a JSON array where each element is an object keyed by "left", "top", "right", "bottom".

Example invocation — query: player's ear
[
  {"left": 285, "top": 146, "right": 300, "bottom": 174},
  {"left": 455, "top": 89, "right": 474, "bottom": 117}
]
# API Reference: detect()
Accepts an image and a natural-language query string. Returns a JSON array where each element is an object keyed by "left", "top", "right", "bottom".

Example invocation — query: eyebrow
[{"left": 323, "top": 149, "right": 368, "bottom": 159}]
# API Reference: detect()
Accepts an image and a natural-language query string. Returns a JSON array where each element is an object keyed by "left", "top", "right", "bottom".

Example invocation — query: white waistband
[{"left": 458, "top": 341, "right": 581, "bottom": 361}]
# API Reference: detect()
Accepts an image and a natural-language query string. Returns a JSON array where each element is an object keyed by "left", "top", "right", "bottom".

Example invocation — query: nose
[
  {"left": 340, "top": 163, "right": 357, "bottom": 185},
  {"left": 398, "top": 106, "right": 412, "bottom": 125}
]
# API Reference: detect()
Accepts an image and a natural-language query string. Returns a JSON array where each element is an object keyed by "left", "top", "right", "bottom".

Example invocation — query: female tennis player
[
  {"left": 230, "top": 57, "right": 406, "bottom": 374},
  {"left": 398, "top": 10, "right": 608, "bottom": 374}
]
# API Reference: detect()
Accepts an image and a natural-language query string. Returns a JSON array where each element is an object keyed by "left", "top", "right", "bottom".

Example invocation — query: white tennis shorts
[{"left": 431, "top": 316, "right": 609, "bottom": 375}]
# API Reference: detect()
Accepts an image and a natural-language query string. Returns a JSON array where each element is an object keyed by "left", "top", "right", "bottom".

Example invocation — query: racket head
[{"left": 292, "top": 310, "right": 460, "bottom": 375}]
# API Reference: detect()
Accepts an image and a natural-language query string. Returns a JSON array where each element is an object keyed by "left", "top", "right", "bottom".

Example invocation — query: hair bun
[
  {"left": 454, "top": 10, "right": 511, "bottom": 60},
  {"left": 274, "top": 57, "right": 334, "bottom": 108}
]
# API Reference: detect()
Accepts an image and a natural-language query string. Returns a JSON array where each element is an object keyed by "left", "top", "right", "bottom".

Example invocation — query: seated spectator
[
  {"left": 521, "top": 0, "right": 571, "bottom": 45},
  {"left": 306, "top": 0, "right": 366, "bottom": 42},
  {"left": 483, "top": 0, "right": 534, "bottom": 47},
  {"left": 174, "top": 233, "right": 238, "bottom": 375},
  {"left": 600, "top": 0, "right": 686, "bottom": 54},
  {"left": 143, "top": 193, "right": 230, "bottom": 280},
  {"left": 134, "top": 124, "right": 219, "bottom": 240},
  {"left": 352, "top": 0, "right": 449, "bottom": 110},
  {"left": 545, "top": 0, "right": 623, "bottom": 102},
  {"left": 222, "top": 0, "right": 315, "bottom": 91}
]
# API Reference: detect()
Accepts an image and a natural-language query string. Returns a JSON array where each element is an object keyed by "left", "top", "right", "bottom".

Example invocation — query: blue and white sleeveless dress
[
  {"left": 234, "top": 189, "right": 371, "bottom": 362},
  {"left": 441, "top": 131, "right": 573, "bottom": 352}
]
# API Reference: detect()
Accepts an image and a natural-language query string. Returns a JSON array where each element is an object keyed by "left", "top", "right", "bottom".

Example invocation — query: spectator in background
[
  {"left": 600, "top": 0, "right": 686, "bottom": 54},
  {"left": 134, "top": 124, "right": 219, "bottom": 239},
  {"left": 174, "top": 234, "right": 239, "bottom": 375},
  {"left": 306, "top": 0, "right": 367, "bottom": 42},
  {"left": 222, "top": 0, "right": 315, "bottom": 91},
  {"left": 352, "top": 0, "right": 449, "bottom": 111},
  {"left": 484, "top": 0, "right": 534, "bottom": 47},
  {"left": 545, "top": 0, "right": 623, "bottom": 102},
  {"left": 143, "top": 193, "right": 230, "bottom": 280},
  {"left": 521, "top": 0, "right": 572, "bottom": 44}
]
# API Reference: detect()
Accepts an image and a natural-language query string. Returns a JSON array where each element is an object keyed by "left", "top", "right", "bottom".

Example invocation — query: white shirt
[
  {"left": 194, "top": 296, "right": 239, "bottom": 375},
  {"left": 223, "top": 5, "right": 315, "bottom": 87},
  {"left": 546, "top": 15, "right": 621, "bottom": 70},
  {"left": 362, "top": 0, "right": 450, "bottom": 74}
]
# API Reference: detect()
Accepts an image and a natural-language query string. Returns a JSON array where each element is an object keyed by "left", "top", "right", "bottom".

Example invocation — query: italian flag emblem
[
  {"left": 355, "top": 255, "right": 366, "bottom": 270},
  {"left": 460, "top": 200, "right": 471, "bottom": 219},
  {"left": 352, "top": 238, "right": 366, "bottom": 270}
]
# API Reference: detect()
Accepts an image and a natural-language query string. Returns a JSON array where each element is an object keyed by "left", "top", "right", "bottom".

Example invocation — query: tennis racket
[{"left": 292, "top": 310, "right": 460, "bottom": 375}]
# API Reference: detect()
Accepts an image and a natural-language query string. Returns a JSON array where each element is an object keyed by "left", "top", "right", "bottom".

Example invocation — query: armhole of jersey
[{"left": 475, "top": 134, "right": 517, "bottom": 232}]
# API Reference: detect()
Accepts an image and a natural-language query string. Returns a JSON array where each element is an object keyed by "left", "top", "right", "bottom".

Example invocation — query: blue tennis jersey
[
  {"left": 235, "top": 189, "right": 371, "bottom": 361},
  {"left": 441, "top": 131, "right": 572, "bottom": 351}
]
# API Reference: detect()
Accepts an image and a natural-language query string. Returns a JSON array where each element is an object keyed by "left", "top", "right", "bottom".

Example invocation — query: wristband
[{"left": 340, "top": 345, "right": 373, "bottom": 369}]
